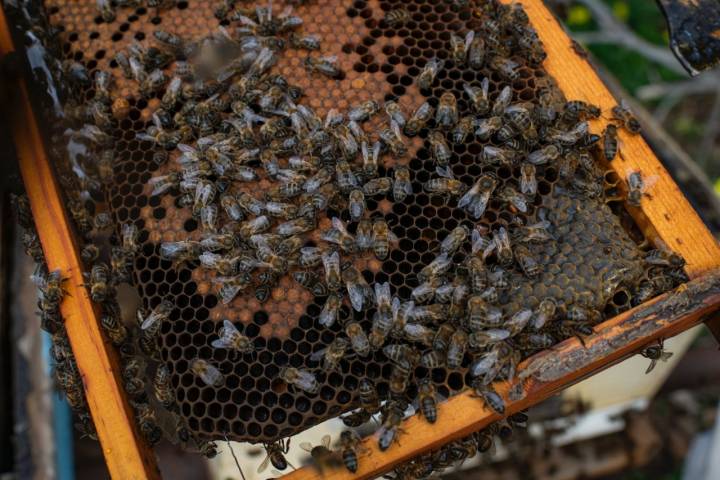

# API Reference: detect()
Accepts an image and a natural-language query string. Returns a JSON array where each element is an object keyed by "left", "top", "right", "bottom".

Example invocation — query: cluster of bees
[
  {"left": 12, "top": 194, "right": 98, "bottom": 440},
  {"left": 10, "top": 0, "right": 690, "bottom": 477}
]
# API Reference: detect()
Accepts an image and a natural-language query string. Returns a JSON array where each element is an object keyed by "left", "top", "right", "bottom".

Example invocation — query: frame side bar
[{"left": 0, "top": 7, "right": 160, "bottom": 480}]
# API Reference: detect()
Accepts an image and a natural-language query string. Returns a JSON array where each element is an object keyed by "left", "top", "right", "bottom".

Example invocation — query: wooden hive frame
[{"left": 1, "top": 0, "right": 719, "bottom": 479}]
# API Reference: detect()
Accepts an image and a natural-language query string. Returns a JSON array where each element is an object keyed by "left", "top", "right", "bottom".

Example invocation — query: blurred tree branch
[
  {"left": 572, "top": 0, "right": 688, "bottom": 75},
  {"left": 570, "top": 0, "right": 720, "bottom": 168}
]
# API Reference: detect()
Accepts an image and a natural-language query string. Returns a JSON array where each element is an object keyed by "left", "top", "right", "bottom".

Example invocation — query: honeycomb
[{"left": 17, "top": 0, "right": 683, "bottom": 447}]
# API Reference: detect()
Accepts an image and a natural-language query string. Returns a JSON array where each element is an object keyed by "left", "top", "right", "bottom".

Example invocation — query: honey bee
[
  {"left": 335, "top": 160, "right": 359, "bottom": 192},
  {"left": 211, "top": 319, "right": 254, "bottom": 356},
  {"left": 322, "top": 217, "right": 356, "bottom": 253},
  {"left": 417, "top": 379, "right": 440, "bottom": 423},
  {"left": 258, "top": 439, "right": 293, "bottom": 473},
  {"left": 378, "top": 400, "right": 408, "bottom": 451},
  {"left": 491, "top": 55, "right": 521, "bottom": 81},
  {"left": 417, "top": 57, "right": 444, "bottom": 90},
  {"left": 612, "top": 101, "right": 641, "bottom": 133},
  {"left": 471, "top": 380, "right": 505, "bottom": 414},
  {"left": 492, "top": 85, "right": 513, "bottom": 116},
  {"left": 319, "top": 293, "right": 342, "bottom": 328},
  {"left": 382, "top": 7, "right": 409, "bottom": 26},
  {"left": 379, "top": 120, "right": 408, "bottom": 158},
  {"left": 468, "top": 33, "right": 485, "bottom": 68},
  {"left": 303, "top": 167, "right": 334, "bottom": 194},
  {"left": 276, "top": 216, "right": 315, "bottom": 236},
  {"left": 450, "top": 31, "right": 474, "bottom": 65},
  {"left": 436, "top": 92, "right": 459, "bottom": 129},
  {"left": 312, "top": 332, "right": 352, "bottom": 369},
  {"left": 446, "top": 329, "right": 468, "bottom": 369},
  {"left": 428, "top": 130, "right": 452, "bottom": 166},
  {"left": 641, "top": 340, "right": 673, "bottom": 373},
  {"left": 482, "top": 145, "right": 516, "bottom": 165},
  {"left": 416, "top": 253, "right": 451, "bottom": 283},
  {"left": 627, "top": 171, "right": 645, "bottom": 207},
  {"left": 135, "top": 402, "right": 162, "bottom": 446},
  {"left": 531, "top": 297, "right": 557, "bottom": 330},
  {"left": 401, "top": 321, "right": 435, "bottom": 347},
  {"left": 279, "top": 367, "right": 319, "bottom": 394},
  {"left": 301, "top": 435, "right": 342, "bottom": 473},
  {"left": 506, "top": 307, "right": 533, "bottom": 335},
  {"left": 361, "top": 177, "right": 392, "bottom": 197},
  {"left": 498, "top": 186, "right": 527, "bottom": 213},
  {"left": 369, "top": 282, "right": 393, "bottom": 349},
  {"left": 293, "top": 270, "right": 328, "bottom": 297},
  {"left": 357, "top": 140, "right": 379, "bottom": 177},
  {"left": 420, "top": 350, "right": 445, "bottom": 369},
  {"left": 439, "top": 225, "right": 468, "bottom": 256},
  {"left": 424, "top": 166, "right": 467, "bottom": 196},
  {"left": 458, "top": 174, "right": 496, "bottom": 219},
  {"left": 463, "top": 78, "right": 490, "bottom": 115},
  {"left": 298, "top": 246, "right": 323, "bottom": 268},
  {"left": 383, "top": 101, "right": 407, "bottom": 129},
  {"left": 84, "top": 263, "right": 112, "bottom": 303},
  {"left": 492, "top": 227, "right": 513, "bottom": 266},
  {"left": 239, "top": 216, "right": 271, "bottom": 238},
  {"left": 404, "top": 101, "right": 434, "bottom": 136},
  {"left": 139, "top": 299, "right": 173, "bottom": 331},
  {"left": 289, "top": 32, "right": 321, "bottom": 50},
  {"left": 342, "top": 265, "right": 372, "bottom": 312},
  {"left": 338, "top": 430, "right": 368, "bottom": 473},
  {"left": 153, "top": 364, "right": 175, "bottom": 409},
  {"left": 320, "top": 249, "right": 341, "bottom": 291},
  {"left": 603, "top": 124, "right": 618, "bottom": 161},
  {"left": 215, "top": 273, "right": 252, "bottom": 305},
  {"left": 344, "top": 320, "right": 370, "bottom": 357},
  {"left": 548, "top": 121, "right": 589, "bottom": 145},
  {"left": 100, "top": 311, "right": 128, "bottom": 346},
  {"left": 372, "top": 219, "right": 397, "bottom": 260},
  {"left": 199, "top": 205, "right": 219, "bottom": 232},
  {"left": 349, "top": 100, "right": 379, "bottom": 123},
  {"left": 474, "top": 116, "right": 503, "bottom": 140},
  {"left": 190, "top": 358, "right": 224, "bottom": 387}
]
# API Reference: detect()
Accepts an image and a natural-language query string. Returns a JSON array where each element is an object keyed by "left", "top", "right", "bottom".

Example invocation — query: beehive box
[{"left": 2, "top": 0, "right": 720, "bottom": 479}]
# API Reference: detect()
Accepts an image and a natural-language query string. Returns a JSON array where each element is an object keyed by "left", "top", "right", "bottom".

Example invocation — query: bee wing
[
  {"left": 151, "top": 113, "right": 163, "bottom": 130},
  {"left": 348, "top": 283, "right": 365, "bottom": 312},
  {"left": 135, "top": 133, "right": 156, "bottom": 142},
  {"left": 319, "top": 299, "right": 338, "bottom": 327},
  {"left": 471, "top": 195, "right": 490, "bottom": 219},
  {"left": 645, "top": 359, "right": 657, "bottom": 374},
  {"left": 375, "top": 282, "right": 391, "bottom": 304},
  {"left": 464, "top": 30, "right": 475, "bottom": 50},
  {"left": 481, "top": 76, "right": 489, "bottom": 95},
  {"left": 660, "top": 351, "right": 674, "bottom": 361},
  {"left": 320, "top": 55, "right": 338, "bottom": 64},
  {"left": 436, "top": 165, "right": 453, "bottom": 179},
  {"left": 257, "top": 454, "right": 272, "bottom": 473},
  {"left": 390, "top": 120, "right": 403, "bottom": 141},
  {"left": 387, "top": 229, "right": 399, "bottom": 243},
  {"left": 457, "top": 182, "right": 476, "bottom": 209},
  {"left": 372, "top": 141, "right": 382, "bottom": 162},
  {"left": 299, "top": 442, "right": 314, "bottom": 452},
  {"left": 211, "top": 337, "right": 234, "bottom": 349},
  {"left": 200, "top": 363, "right": 224, "bottom": 386},
  {"left": 321, "top": 434, "right": 332, "bottom": 448},
  {"left": 309, "top": 347, "right": 327, "bottom": 363},
  {"left": 140, "top": 312, "right": 159, "bottom": 331}
]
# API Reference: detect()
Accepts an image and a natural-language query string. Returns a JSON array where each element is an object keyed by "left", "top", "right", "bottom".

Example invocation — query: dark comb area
[{"left": 13, "top": 0, "right": 687, "bottom": 449}]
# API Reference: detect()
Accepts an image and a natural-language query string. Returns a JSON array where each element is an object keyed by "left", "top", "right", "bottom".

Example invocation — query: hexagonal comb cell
[{"left": 41, "top": 0, "right": 684, "bottom": 445}]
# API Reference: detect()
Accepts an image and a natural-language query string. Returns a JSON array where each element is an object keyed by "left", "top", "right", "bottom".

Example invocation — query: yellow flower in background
[
  {"left": 567, "top": 5, "right": 591, "bottom": 26},
  {"left": 612, "top": 1, "right": 630, "bottom": 22}
]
